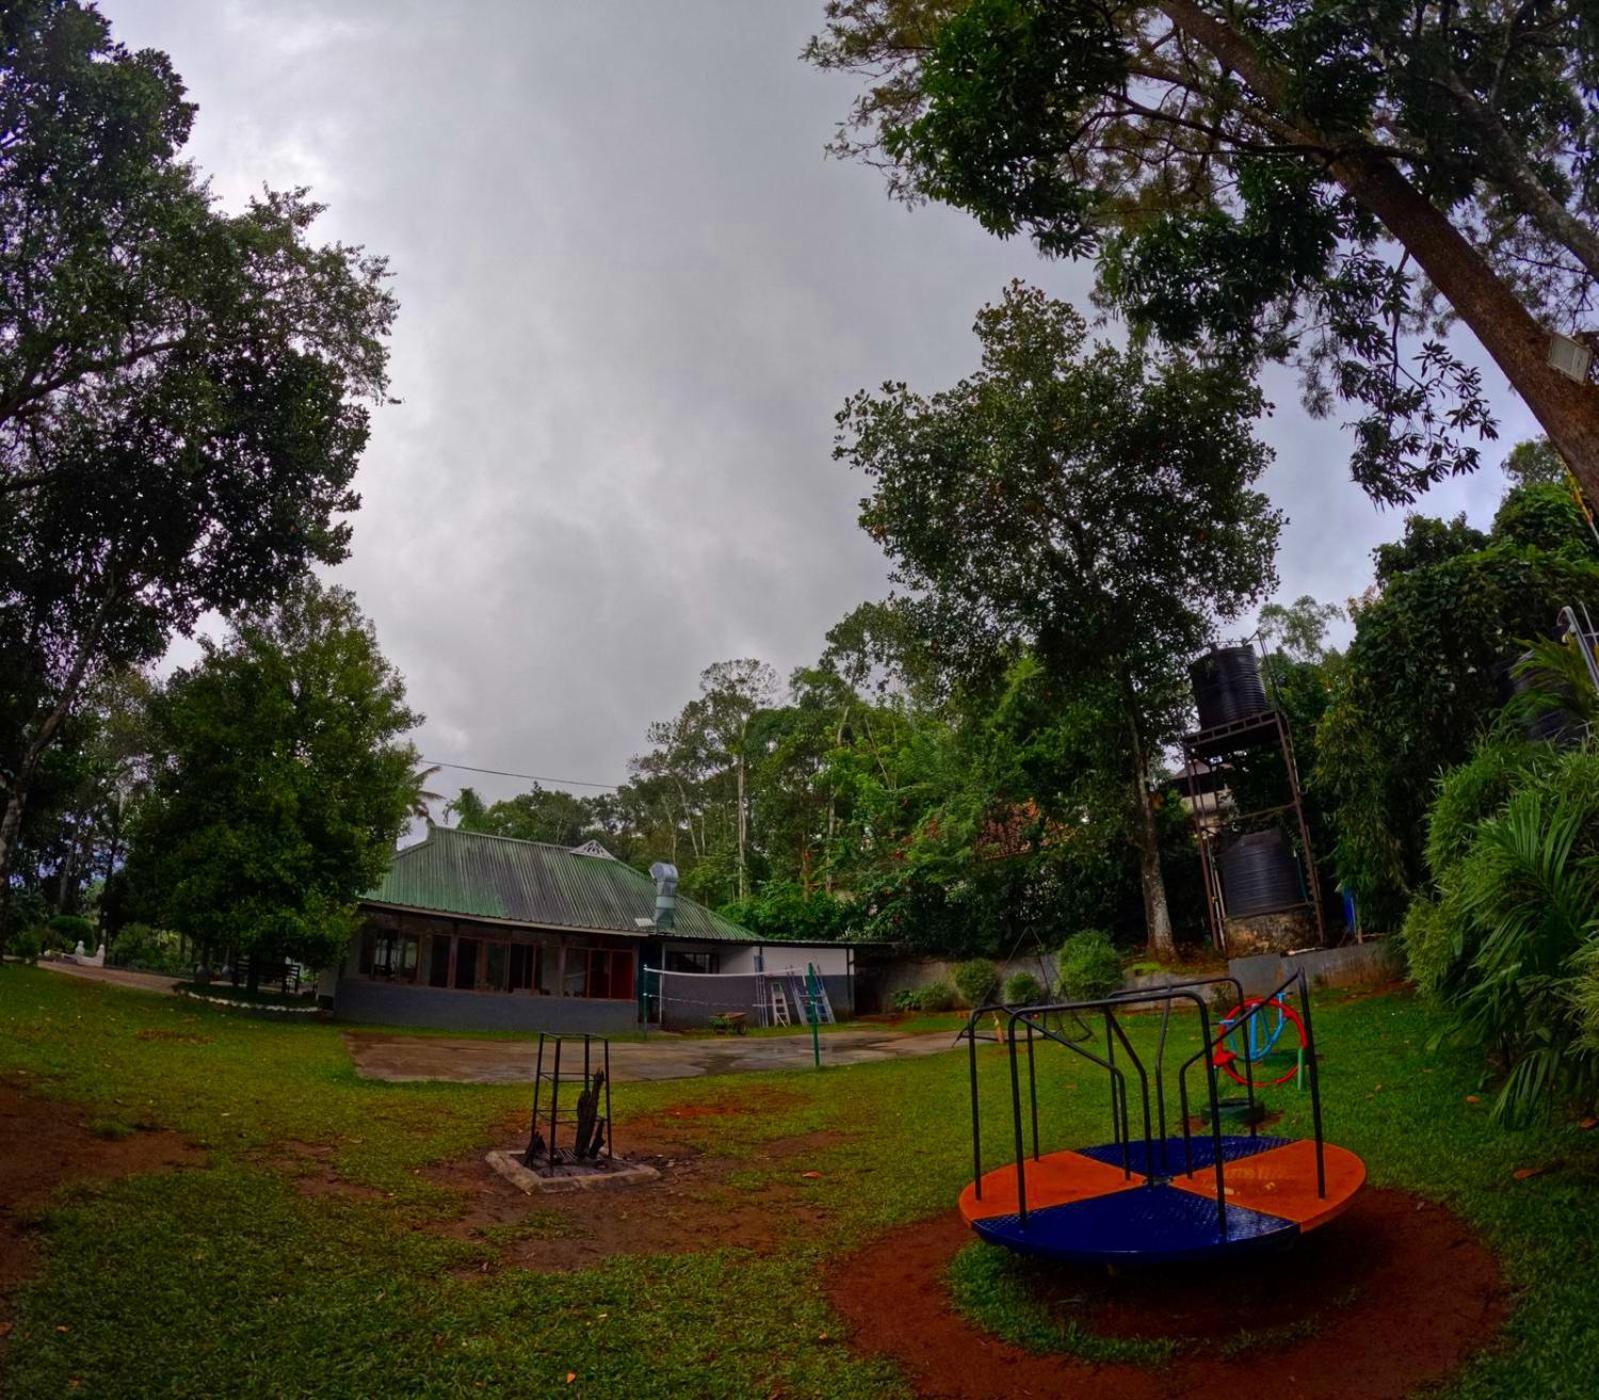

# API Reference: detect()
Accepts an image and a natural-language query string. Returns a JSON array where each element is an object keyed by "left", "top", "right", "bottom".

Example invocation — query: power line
[{"left": 420, "top": 759, "right": 621, "bottom": 791}]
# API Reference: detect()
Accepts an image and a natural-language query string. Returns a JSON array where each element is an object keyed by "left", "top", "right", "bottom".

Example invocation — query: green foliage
[
  {"left": 1399, "top": 896, "right": 1453, "bottom": 999},
  {"left": 1257, "top": 595, "right": 1344, "bottom": 664},
  {"left": 894, "top": 981, "right": 956, "bottom": 1013},
  {"left": 1503, "top": 438, "right": 1570, "bottom": 490},
  {"left": 1425, "top": 740, "right": 1543, "bottom": 879},
  {"left": 837, "top": 282, "right": 1279, "bottom": 953},
  {"left": 44, "top": 913, "right": 94, "bottom": 953},
  {"left": 108, "top": 923, "right": 188, "bottom": 977},
  {"left": 1002, "top": 970, "right": 1047, "bottom": 1006},
  {"left": 1408, "top": 736, "right": 1599, "bottom": 1125},
  {"left": 8, "top": 927, "right": 41, "bottom": 963},
  {"left": 1493, "top": 481, "right": 1596, "bottom": 556},
  {"left": 126, "top": 581, "right": 418, "bottom": 980},
  {"left": 718, "top": 884, "right": 855, "bottom": 943},
  {"left": 809, "top": 2, "right": 1592, "bottom": 502},
  {"left": 0, "top": 1, "right": 395, "bottom": 911},
  {"left": 1315, "top": 484, "right": 1599, "bottom": 925},
  {"left": 952, "top": 958, "right": 1000, "bottom": 1008},
  {"left": 1057, "top": 930, "right": 1122, "bottom": 1001}
]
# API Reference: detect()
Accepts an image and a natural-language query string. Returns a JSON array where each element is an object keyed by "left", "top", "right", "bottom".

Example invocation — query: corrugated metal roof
[{"left": 363, "top": 826, "right": 758, "bottom": 943}]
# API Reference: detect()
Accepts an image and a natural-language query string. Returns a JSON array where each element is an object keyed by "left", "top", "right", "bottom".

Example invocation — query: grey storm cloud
[{"left": 115, "top": 0, "right": 1539, "bottom": 807}]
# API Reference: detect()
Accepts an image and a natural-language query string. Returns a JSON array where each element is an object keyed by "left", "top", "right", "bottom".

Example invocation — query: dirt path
[
  {"left": 345, "top": 1028, "right": 957, "bottom": 1083},
  {"left": 825, "top": 1190, "right": 1507, "bottom": 1399},
  {"left": 33, "top": 961, "right": 180, "bottom": 995},
  {"left": 0, "top": 1081, "right": 207, "bottom": 1338}
]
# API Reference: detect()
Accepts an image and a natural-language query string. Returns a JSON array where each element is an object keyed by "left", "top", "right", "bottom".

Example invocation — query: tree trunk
[
  {"left": 1119, "top": 672, "right": 1175, "bottom": 960},
  {"left": 735, "top": 752, "right": 748, "bottom": 902},
  {"left": 1156, "top": 0, "right": 1599, "bottom": 504},
  {"left": 1327, "top": 150, "right": 1599, "bottom": 504},
  {"left": 0, "top": 793, "right": 24, "bottom": 945},
  {"left": 0, "top": 575, "right": 118, "bottom": 909}
]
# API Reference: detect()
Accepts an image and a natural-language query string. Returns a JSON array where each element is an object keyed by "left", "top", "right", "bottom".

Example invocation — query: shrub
[
  {"left": 1057, "top": 930, "right": 1123, "bottom": 1001},
  {"left": 1003, "top": 971, "right": 1046, "bottom": 1006},
  {"left": 9, "top": 928, "right": 41, "bottom": 964},
  {"left": 1398, "top": 896, "right": 1454, "bottom": 998},
  {"left": 894, "top": 981, "right": 958, "bottom": 1013},
  {"left": 109, "top": 924, "right": 189, "bottom": 976},
  {"left": 45, "top": 913, "right": 96, "bottom": 954},
  {"left": 952, "top": 958, "right": 1000, "bottom": 1008},
  {"left": 1418, "top": 744, "right": 1599, "bottom": 1126},
  {"left": 1425, "top": 739, "right": 1540, "bottom": 876}
]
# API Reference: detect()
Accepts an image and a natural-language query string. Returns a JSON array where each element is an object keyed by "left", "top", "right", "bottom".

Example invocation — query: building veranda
[{"left": 330, "top": 825, "right": 855, "bottom": 1031}]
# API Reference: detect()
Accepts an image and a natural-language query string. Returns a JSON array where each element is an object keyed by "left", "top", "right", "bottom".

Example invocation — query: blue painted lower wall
[{"left": 333, "top": 979, "right": 638, "bottom": 1033}]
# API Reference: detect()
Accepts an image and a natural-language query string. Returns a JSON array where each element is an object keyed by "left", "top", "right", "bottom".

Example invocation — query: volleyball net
[{"left": 644, "top": 964, "right": 832, "bottom": 1029}]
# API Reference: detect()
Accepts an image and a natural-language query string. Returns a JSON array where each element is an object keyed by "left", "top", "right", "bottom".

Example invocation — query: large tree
[
  {"left": 808, "top": 0, "right": 1599, "bottom": 507},
  {"left": 1315, "top": 480, "right": 1599, "bottom": 924},
  {"left": 128, "top": 582, "right": 420, "bottom": 989},
  {"left": 0, "top": 2, "right": 395, "bottom": 911},
  {"left": 834, "top": 283, "right": 1281, "bottom": 955}
]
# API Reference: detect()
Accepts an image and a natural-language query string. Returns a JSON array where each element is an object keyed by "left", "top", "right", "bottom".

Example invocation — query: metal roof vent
[
  {"left": 650, "top": 861, "right": 678, "bottom": 933},
  {"left": 569, "top": 840, "right": 615, "bottom": 860}
]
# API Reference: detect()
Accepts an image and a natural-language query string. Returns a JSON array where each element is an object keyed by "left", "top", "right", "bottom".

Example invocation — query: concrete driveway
[{"left": 345, "top": 1028, "right": 959, "bottom": 1084}]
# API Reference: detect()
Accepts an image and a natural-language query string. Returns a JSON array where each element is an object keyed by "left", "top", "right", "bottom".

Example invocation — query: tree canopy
[
  {"left": 808, "top": 0, "right": 1599, "bottom": 507},
  {"left": 0, "top": 0, "right": 395, "bottom": 911},
  {"left": 1315, "top": 480, "right": 1599, "bottom": 924},
  {"left": 127, "top": 583, "right": 420, "bottom": 986},
  {"left": 833, "top": 282, "right": 1281, "bottom": 952}
]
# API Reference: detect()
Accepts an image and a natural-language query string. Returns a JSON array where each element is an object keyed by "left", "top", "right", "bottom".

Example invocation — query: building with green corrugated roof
[{"left": 331, "top": 825, "right": 856, "bottom": 1031}]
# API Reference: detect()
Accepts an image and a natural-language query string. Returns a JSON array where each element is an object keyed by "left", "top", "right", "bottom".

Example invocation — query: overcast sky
[{"left": 115, "top": 1, "right": 1538, "bottom": 809}]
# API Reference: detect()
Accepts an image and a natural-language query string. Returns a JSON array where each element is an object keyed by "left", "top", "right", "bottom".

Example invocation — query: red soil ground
[
  {"left": 418, "top": 1091, "right": 842, "bottom": 1273},
  {"left": 0, "top": 1080, "right": 207, "bottom": 1339},
  {"left": 825, "top": 1188, "right": 1508, "bottom": 1399}
]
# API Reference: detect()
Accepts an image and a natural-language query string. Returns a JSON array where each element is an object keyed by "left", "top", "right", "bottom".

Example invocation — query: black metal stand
[{"left": 527, "top": 1033, "right": 614, "bottom": 1166}]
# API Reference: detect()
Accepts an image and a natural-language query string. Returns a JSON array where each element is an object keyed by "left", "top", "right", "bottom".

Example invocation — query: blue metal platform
[{"left": 969, "top": 1179, "right": 1299, "bottom": 1264}]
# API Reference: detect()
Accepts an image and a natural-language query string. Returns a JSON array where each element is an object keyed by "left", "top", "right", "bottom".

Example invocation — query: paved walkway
[
  {"left": 345, "top": 1028, "right": 959, "bottom": 1084},
  {"left": 34, "top": 961, "right": 181, "bottom": 995}
]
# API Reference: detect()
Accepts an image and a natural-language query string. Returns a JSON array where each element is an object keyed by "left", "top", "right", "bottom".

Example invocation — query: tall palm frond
[
  {"left": 1450, "top": 786, "right": 1599, "bottom": 1125},
  {"left": 407, "top": 763, "right": 443, "bottom": 824}
]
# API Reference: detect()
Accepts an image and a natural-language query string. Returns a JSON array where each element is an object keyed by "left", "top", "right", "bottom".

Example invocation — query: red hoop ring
[{"left": 1213, "top": 995, "right": 1308, "bottom": 1087}]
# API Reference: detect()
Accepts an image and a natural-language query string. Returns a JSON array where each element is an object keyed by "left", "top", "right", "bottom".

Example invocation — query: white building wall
[{"left": 664, "top": 941, "right": 853, "bottom": 977}]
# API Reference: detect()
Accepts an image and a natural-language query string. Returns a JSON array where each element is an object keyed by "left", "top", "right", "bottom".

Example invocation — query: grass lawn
[{"left": 2, "top": 968, "right": 1598, "bottom": 1397}]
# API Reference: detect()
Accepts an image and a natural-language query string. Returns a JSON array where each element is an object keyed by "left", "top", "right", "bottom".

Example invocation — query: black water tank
[
  {"left": 1190, "top": 646, "right": 1270, "bottom": 730},
  {"left": 1219, "top": 830, "right": 1303, "bottom": 918}
]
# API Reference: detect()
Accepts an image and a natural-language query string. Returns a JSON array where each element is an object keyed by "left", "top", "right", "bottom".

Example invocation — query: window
[
  {"left": 361, "top": 930, "right": 418, "bottom": 982},
  {"left": 427, "top": 936, "right": 451, "bottom": 988},
  {"left": 454, "top": 938, "right": 480, "bottom": 990},
  {"left": 508, "top": 943, "right": 542, "bottom": 992},
  {"left": 572, "top": 947, "right": 635, "bottom": 1000},
  {"left": 666, "top": 949, "right": 720, "bottom": 975},
  {"left": 483, "top": 942, "right": 508, "bottom": 993}
]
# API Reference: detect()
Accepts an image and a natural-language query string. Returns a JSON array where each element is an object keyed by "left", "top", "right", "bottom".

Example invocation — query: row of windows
[{"left": 360, "top": 930, "right": 636, "bottom": 1001}]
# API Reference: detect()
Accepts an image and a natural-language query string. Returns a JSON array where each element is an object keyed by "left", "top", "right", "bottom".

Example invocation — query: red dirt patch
[
  {"left": 0, "top": 1081, "right": 207, "bottom": 1332},
  {"left": 825, "top": 1189, "right": 1507, "bottom": 1399},
  {"left": 422, "top": 1113, "right": 841, "bottom": 1273}
]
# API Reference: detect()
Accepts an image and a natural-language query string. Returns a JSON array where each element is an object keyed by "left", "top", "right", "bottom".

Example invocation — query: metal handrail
[{"left": 965, "top": 971, "right": 1326, "bottom": 1237}]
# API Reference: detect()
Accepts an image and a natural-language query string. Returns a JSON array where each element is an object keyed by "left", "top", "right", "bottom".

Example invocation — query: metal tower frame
[{"left": 1179, "top": 650, "right": 1327, "bottom": 954}]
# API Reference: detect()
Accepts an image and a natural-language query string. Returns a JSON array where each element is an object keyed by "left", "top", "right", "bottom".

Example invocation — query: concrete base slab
[
  {"left": 486, "top": 1149, "right": 660, "bottom": 1194},
  {"left": 347, "top": 1029, "right": 957, "bottom": 1084}
]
